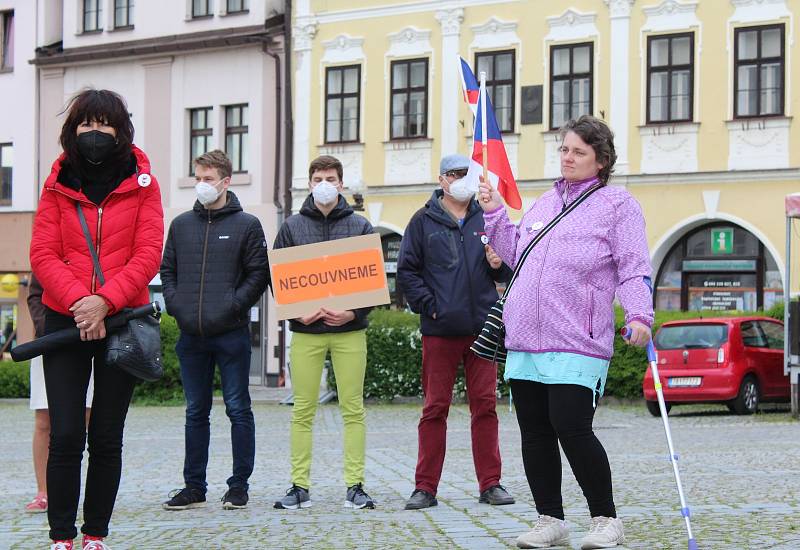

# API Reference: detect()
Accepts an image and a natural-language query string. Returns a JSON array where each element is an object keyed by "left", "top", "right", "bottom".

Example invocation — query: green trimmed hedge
[
  {"left": 328, "top": 304, "right": 787, "bottom": 401},
  {"left": 131, "top": 313, "right": 220, "bottom": 404},
  {"left": 0, "top": 360, "right": 30, "bottom": 398},
  {"left": 0, "top": 304, "right": 788, "bottom": 401},
  {"left": 131, "top": 313, "right": 182, "bottom": 404},
  {"left": 0, "top": 314, "right": 219, "bottom": 404},
  {"left": 349, "top": 308, "right": 423, "bottom": 399}
]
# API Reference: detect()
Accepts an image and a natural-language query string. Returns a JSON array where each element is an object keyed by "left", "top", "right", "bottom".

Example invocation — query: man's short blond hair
[{"left": 194, "top": 149, "right": 232, "bottom": 179}]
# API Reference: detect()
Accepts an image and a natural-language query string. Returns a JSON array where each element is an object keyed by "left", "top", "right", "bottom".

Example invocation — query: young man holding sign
[
  {"left": 397, "top": 154, "right": 514, "bottom": 510},
  {"left": 273, "top": 155, "right": 376, "bottom": 510}
]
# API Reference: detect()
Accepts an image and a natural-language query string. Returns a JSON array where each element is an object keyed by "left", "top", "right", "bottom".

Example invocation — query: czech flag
[
  {"left": 469, "top": 81, "right": 522, "bottom": 210},
  {"left": 458, "top": 56, "right": 479, "bottom": 116}
]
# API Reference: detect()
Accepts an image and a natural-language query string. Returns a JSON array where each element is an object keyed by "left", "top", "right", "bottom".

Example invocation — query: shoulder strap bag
[
  {"left": 470, "top": 183, "right": 603, "bottom": 364},
  {"left": 76, "top": 203, "right": 163, "bottom": 381}
]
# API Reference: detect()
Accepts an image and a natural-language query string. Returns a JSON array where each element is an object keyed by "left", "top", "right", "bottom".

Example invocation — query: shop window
[
  {"left": 685, "top": 226, "right": 758, "bottom": 256},
  {"left": 687, "top": 272, "right": 757, "bottom": 312},
  {"left": 655, "top": 245, "right": 682, "bottom": 311},
  {"left": 654, "top": 223, "right": 782, "bottom": 312},
  {"left": 0, "top": 304, "right": 15, "bottom": 350},
  {"left": 382, "top": 233, "right": 404, "bottom": 308},
  {"left": 763, "top": 253, "right": 783, "bottom": 309}
]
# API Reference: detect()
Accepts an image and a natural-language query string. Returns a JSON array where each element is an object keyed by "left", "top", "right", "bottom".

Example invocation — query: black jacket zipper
[
  {"left": 198, "top": 209, "right": 212, "bottom": 336},
  {"left": 459, "top": 230, "right": 477, "bottom": 328}
]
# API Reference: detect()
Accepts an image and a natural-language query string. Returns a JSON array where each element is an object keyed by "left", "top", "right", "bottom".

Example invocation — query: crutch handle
[{"left": 620, "top": 326, "right": 657, "bottom": 362}]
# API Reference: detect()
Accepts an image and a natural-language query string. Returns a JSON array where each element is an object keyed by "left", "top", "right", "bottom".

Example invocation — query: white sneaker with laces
[
  {"left": 580, "top": 516, "right": 625, "bottom": 549},
  {"left": 516, "top": 515, "right": 570, "bottom": 548}
]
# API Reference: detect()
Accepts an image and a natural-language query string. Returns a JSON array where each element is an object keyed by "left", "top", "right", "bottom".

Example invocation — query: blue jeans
[{"left": 176, "top": 326, "right": 254, "bottom": 492}]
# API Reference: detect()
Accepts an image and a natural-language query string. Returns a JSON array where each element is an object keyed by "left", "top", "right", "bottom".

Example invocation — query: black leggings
[
  {"left": 43, "top": 310, "right": 137, "bottom": 540},
  {"left": 510, "top": 380, "right": 616, "bottom": 519}
]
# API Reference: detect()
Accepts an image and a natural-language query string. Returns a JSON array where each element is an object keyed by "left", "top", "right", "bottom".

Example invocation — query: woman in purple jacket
[{"left": 479, "top": 115, "right": 653, "bottom": 550}]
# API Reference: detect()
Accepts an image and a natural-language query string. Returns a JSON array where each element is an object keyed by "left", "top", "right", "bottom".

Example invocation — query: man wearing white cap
[{"left": 397, "top": 154, "right": 515, "bottom": 509}]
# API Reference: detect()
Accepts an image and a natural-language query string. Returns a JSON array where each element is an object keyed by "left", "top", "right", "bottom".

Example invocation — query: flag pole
[
  {"left": 479, "top": 71, "right": 489, "bottom": 188},
  {"left": 457, "top": 55, "right": 466, "bottom": 103}
]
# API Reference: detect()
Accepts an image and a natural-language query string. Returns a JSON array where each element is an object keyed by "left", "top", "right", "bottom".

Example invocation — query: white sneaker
[
  {"left": 516, "top": 515, "right": 570, "bottom": 548},
  {"left": 580, "top": 516, "right": 625, "bottom": 549}
]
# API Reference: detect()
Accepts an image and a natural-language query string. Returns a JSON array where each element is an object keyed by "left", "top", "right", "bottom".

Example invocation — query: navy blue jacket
[{"left": 397, "top": 190, "right": 511, "bottom": 337}]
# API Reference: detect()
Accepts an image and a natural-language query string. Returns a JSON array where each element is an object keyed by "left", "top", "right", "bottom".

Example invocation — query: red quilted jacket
[{"left": 29, "top": 145, "right": 164, "bottom": 316}]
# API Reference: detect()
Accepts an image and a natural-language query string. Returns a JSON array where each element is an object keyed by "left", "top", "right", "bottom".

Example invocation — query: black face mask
[{"left": 77, "top": 130, "right": 117, "bottom": 165}]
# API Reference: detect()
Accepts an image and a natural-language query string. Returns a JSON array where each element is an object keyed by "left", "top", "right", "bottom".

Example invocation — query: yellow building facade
[{"left": 292, "top": 0, "right": 800, "bottom": 312}]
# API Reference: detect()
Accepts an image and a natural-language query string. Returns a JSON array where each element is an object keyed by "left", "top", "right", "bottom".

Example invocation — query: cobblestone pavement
[{"left": 2, "top": 399, "right": 799, "bottom": 549}]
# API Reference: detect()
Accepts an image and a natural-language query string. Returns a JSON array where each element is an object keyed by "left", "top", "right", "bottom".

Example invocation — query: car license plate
[{"left": 668, "top": 377, "right": 701, "bottom": 388}]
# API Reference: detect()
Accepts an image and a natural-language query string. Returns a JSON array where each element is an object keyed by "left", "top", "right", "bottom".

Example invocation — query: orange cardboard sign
[
  {"left": 268, "top": 233, "right": 390, "bottom": 320},
  {"left": 273, "top": 249, "right": 385, "bottom": 304}
]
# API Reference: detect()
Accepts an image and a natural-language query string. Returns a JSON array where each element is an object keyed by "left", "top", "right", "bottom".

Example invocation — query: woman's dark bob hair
[
  {"left": 559, "top": 115, "right": 617, "bottom": 184},
  {"left": 59, "top": 89, "right": 134, "bottom": 166}
]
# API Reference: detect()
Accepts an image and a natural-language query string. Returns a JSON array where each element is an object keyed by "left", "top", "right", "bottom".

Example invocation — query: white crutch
[{"left": 623, "top": 326, "right": 698, "bottom": 550}]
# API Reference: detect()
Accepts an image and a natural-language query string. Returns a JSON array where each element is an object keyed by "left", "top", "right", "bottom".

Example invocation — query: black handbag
[
  {"left": 76, "top": 203, "right": 163, "bottom": 381},
  {"left": 470, "top": 184, "right": 603, "bottom": 364}
]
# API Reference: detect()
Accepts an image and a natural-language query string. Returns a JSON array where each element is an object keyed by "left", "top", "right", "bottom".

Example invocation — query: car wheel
[
  {"left": 729, "top": 376, "right": 759, "bottom": 415},
  {"left": 646, "top": 400, "right": 670, "bottom": 417}
]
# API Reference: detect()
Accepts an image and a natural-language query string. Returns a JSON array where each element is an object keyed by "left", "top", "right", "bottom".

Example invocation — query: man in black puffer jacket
[
  {"left": 397, "top": 153, "right": 514, "bottom": 510},
  {"left": 272, "top": 155, "right": 376, "bottom": 512},
  {"left": 160, "top": 150, "right": 269, "bottom": 512}
]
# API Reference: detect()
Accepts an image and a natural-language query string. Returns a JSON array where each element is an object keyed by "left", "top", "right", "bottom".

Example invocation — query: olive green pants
[{"left": 289, "top": 330, "right": 367, "bottom": 489}]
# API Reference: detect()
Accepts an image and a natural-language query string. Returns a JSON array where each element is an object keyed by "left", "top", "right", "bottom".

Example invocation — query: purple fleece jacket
[{"left": 483, "top": 176, "right": 654, "bottom": 360}]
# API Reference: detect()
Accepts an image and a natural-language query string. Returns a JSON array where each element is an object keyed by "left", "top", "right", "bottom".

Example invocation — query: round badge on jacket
[{"left": 137, "top": 174, "right": 152, "bottom": 187}]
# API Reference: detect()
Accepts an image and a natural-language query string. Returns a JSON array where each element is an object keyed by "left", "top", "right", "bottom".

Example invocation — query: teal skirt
[{"left": 505, "top": 351, "right": 610, "bottom": 400}]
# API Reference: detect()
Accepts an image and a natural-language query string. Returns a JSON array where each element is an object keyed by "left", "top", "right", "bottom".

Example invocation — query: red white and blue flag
[
  {"left": 469, "top": 77, "right": 522, "bottom": 210},
  {"left": 458, "top": 56, "right": 479, "bottom": 116}
]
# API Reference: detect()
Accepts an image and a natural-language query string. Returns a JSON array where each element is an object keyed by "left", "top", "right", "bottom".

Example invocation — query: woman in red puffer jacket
[{"left": 29, "top": 89, "right": 163, "bottom": 550}]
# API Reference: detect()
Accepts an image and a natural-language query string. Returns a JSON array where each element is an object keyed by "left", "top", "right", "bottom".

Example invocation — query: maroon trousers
[{"left": 415, "top": 335, "right": 502, "bottom": 495}]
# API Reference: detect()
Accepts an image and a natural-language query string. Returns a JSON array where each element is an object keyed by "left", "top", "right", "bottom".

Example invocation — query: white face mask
[
  {"left": 445, "top": 177, "right": 475, "bottom": 203},
  {"left": 195, "top": 180, "right": 224, "bottom": 206},
  {"left": 312, "top": 181, "right": 340, "bottom": 206}
]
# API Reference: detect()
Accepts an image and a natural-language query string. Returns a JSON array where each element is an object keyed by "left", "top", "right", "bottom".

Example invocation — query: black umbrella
[{"left": 11, "top": 302, "right": 161, "bottom": 362}]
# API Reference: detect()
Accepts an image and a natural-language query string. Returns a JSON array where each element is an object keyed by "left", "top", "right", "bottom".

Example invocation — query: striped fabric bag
[
  {"left": 471, "top": 299, "right": 509, "bottom": 363},
  {"left": 471, "top": 184, "right": 602, "bottom": 364}
]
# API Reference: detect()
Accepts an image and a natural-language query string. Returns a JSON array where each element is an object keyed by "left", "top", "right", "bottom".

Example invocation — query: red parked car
[{"left": 643, "top": 317, "right": 789, "bottom": 415}]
